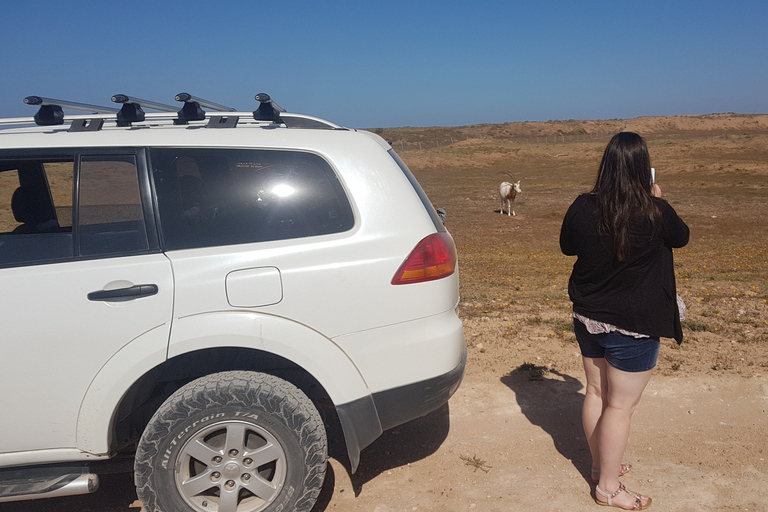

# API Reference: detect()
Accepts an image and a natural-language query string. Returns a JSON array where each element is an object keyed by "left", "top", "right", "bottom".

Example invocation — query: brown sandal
[
  {"left": 595, "top": 483, "right": 651, "bottom": 510},
  {"left": 591, "top": 463, "right": 631, "bottom": 483}
]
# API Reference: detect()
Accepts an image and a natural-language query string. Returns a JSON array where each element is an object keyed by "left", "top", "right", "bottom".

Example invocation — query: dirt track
[
  {"left": 6, "top": 367, "right": 766, "bottom": 512},
  {"left": 320, "top": 368, "right": 768, "bottom": 512}
]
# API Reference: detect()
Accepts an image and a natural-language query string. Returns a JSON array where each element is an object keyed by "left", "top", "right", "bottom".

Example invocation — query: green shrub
[{"left": 681, "top": 320, "right": 709, "bottom": 332}]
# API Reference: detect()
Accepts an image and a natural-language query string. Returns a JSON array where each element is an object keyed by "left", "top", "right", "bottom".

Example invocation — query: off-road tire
[{"left": 134, "top": 371, "right": 327, "bottom": 512}]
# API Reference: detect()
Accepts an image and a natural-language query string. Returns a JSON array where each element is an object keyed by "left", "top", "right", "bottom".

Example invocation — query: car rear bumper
[
  {"left": 372, "top": 344, "right": 466, "bottom": 431},
  {"left": 334, "top": 344, "right": 466, "bottom": 472}
]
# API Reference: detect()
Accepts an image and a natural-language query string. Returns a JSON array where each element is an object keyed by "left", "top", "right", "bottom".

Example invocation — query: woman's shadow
[{"left": 501, "top": 366, "right": 592, "bottom": 482}]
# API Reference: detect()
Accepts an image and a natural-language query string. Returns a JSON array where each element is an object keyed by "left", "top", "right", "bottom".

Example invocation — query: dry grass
[{"left": 394, "top": 114, "right": 768, "bottom": 375}]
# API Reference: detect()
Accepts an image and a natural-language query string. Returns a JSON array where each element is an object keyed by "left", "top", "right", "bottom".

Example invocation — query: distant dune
[
  {"left": 553, "top": 113, "right": 768, "bottom": 135},
  {"left": 376, "top": 113, "right": 768, "bottom": 142}
]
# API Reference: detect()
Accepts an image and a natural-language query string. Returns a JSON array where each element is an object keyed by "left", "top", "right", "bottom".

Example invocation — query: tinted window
[
  {"left": 79, "top": 155, "right": 148, "bottom": 256},
  {"left": 0, "top": 158, "right": 74, "bottom": 266},
  {"left": 151, "top": 148, "right": 354, "bottom": 250},
  {"left": 0, "top": 153, "right": 149, "bottom": 267}
]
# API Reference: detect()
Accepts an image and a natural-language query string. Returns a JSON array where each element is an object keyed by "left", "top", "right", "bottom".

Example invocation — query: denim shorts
[{"left": 573, "top": 319, "right": 660, "bottom": 372}]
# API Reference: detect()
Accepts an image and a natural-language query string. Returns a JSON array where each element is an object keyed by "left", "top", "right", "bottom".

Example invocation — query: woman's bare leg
[
  {"left": 582, "top": 356, "right": 607, "bottom": 476},
  {"left": 596, "top": 364, "right": 654, "bottom": 508}
]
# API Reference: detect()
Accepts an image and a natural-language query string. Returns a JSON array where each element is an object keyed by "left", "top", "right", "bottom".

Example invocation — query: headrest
[{"left": 11, "top": 186, "right": 55, "bottom": 224}]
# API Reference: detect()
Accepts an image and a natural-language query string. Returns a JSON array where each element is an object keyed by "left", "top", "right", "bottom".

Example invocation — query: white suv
[{"left": 0, "top": 94, "right": 466, "bottom": 512}]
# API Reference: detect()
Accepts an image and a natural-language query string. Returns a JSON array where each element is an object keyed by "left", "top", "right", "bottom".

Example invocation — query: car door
[{"left": 0, "top": 150, "right": 173, "bottom": 454}]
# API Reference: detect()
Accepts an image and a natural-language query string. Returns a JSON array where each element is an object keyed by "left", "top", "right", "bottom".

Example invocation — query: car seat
[{"left": 11, "top": 186, "right": 60, "bottom": 233}]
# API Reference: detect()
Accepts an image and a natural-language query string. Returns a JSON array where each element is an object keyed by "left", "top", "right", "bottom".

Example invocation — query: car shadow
[
  {"left": 313, "top": 402, "right": 451, "bottom": 508},
  {"left": 0, "top": 471, "right": 139, "bottom": 512},
  {"left": 311, "top": 461, "right": 337, "bottom": 512},
  {"left": 500, "top": 367, "right": 592, "bottom": 482}
]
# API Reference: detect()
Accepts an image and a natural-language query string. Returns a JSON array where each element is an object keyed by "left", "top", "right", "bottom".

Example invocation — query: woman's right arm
[
  {"left": 653, "top": 186, "right": 689, "bottom": 248},
  {"left": 663, "top": 202, "right": 690, "bottom": 248}
]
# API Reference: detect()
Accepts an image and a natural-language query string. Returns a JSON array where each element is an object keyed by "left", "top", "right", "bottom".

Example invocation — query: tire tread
[{"left": 135, "top": 371, "right": 326, "bottom": 512}]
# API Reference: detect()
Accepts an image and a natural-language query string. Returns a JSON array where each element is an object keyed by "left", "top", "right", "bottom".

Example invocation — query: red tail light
[{"left": 391, "top": 232, "right": 457, "bottom": 285}]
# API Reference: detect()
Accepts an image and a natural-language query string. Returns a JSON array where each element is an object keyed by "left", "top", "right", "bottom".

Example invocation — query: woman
[{"left": 560, "top": 132, "right": 689, "bottom": 509}]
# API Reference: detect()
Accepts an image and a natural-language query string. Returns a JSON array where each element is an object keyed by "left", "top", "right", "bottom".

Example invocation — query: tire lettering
[{"left": 235, "top": 411, "right": 259, "bottom": 420}]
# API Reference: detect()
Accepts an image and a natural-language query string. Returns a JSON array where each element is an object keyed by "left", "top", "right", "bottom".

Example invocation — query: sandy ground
[
  {"left": 316, "top": 356, "right": 768, "bottom": 512},
  {"left": 8, "top": 353, "right": 766, "bottom": 512}
]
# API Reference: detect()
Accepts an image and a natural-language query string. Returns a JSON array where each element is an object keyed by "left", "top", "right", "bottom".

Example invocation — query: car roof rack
[
  {"left": 111, "top": 94, "right": 177, "bottom": 127},
  {"left": 174, "top": 92, "right": 237, "bottom": 125},
  {"left": 23, "top": 96, "right": 119, "bottom": 130},
  {"left": 5, "top": 93, "right": 343, "bottom": 131},
  {"left": 253, "top": 93, "right": 285, "bottom": 123}
]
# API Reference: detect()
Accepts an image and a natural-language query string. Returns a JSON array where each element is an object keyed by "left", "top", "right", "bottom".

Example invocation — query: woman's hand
[{"left": 651, "top": 183, "right": 662, "bottom": 197}]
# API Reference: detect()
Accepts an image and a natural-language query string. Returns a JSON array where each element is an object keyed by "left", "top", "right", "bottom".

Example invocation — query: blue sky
[{"left": 1, "top": 1, "right": 766, "bottom": 128}]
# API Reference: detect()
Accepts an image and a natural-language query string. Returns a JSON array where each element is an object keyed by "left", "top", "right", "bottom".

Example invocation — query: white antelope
[{"left": 499, "top": 179, "right": 521, "bottom": 216}]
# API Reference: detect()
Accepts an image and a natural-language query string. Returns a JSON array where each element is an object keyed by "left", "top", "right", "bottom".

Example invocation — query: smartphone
[{"left": 650, "top": 167, "right": 656, "bottom": 184}]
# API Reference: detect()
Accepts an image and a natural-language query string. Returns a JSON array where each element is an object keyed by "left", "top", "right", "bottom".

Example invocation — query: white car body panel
[
  {"left": 0, "top": 254, "right": 172, "bottom": 453},
  {"left": 0, "top": 449, "right": 109, "bottom": 468},
  {"left": 75, "top": 323, "right": 173, "bottom": 455},
  {"left": 332, "top": 308, "right": 466, "bottom": 394},
  {"left": 165, "top": 311, "right": 371, "bottom": 405}
]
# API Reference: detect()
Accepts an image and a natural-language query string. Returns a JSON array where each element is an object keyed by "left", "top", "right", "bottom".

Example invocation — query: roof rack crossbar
[
  {"left": 253, "top": 93, "right": 285, "bottom": 123},
  {"left": 111, "top": 94, "right": 178, "bottom": 112},
  {"left": 111, "top": 94, "right": 177, "bottom": 127},
  {"left": 174, "top": 93, "right": 236, "bottom": 125},
  {"left": 174, "top": 93, "right": 236, "bottom": 112},
  {"left": 23, "top": 96, "right": 118, "bottom": 126}
]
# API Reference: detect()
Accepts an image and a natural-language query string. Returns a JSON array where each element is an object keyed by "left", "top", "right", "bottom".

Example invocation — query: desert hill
[{"left": 375, "top": 113, "right": 768, "bottom": 149}]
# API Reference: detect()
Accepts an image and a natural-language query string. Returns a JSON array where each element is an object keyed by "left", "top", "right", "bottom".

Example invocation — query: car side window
[
  {"left": 0, "top": 158, "right": 75, "bottom": 266},
  {"left": 0, "top": 153, "right": 149, "bottom": 267},
  {"left": 78, "top": 155, "right": 148, "bottom": 256},
  {"left": 152, "top": 148, "right": 354, "bottom": 250},
  {"left": 46, "top": 162, "right": 74, "bottom": 230}
]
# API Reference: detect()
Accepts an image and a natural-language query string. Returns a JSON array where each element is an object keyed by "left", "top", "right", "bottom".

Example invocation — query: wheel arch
[
  {"left": 111, "top": 347, "right": 338, "bottom": 451},
  {"left": 77, "top": 312, "right": 382, "bottom": 472}
]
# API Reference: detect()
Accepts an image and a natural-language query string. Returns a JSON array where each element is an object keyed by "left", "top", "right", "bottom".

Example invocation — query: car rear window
[{"left": 151, "top": 148, "right": 354, "bottom": 250}]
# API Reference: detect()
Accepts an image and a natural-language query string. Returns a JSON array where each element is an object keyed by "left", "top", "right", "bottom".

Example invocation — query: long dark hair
[{"left": 592, "top": 132, "right": 660, "bottom": 261}]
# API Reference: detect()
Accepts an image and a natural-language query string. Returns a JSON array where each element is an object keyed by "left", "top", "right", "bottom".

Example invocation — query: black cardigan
[{"left": 560, "top": 193, "right": 690, "bottom": 343}]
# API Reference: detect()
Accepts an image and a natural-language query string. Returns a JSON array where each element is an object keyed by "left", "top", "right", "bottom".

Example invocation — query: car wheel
[{"left": 135, "top": 371, "right": 327, "bottom": 512}]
